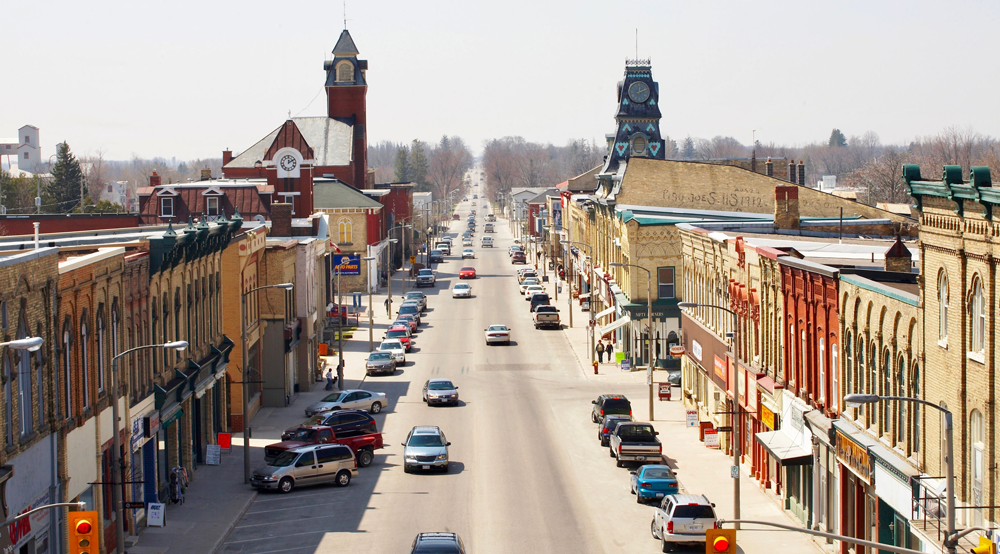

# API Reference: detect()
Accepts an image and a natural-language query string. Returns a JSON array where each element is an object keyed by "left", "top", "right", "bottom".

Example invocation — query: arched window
[
  {"left": 81, "top": 317, "right": 90, "bottom": 409},
  {"left": 845, "top": 335, "right": 853, "bottom": 395},
  {"left": 151, "top": 298, "right": 159, "bottom": 375},
  {"left": 881, "top": 349, "right": 891, "bottom": 432},
  {"left": 856, "top": 339, "right": 865, "bottom": 418},
  {"left": 911, "top": 363, "right": 920, "bottom": 454},
  {"left": 35, "top": 323, "right": 44, "bottom": 424},
  {"left": 338, "top": 218, "right": 353, "bottom": 244},
  {"left": 971, "top": 279, "right": 985, "bottom": 353},
  {"left": 63, "top": 326, "right": 72, "bottom": 417},
  {"left": 818, "top": 337, "right": 826, "bottom": 404},
  {"left": 896, "top": 355, "right": 906, "bottom": 446},
  {"left": 938, "top": 272, "right": 949, "bottom": 341},
  {"left": 831, "top": 341, "right": 839, "bottom": 413},
  {"left": 16, "top": 314, "right": 32, "bottom": 435},
  {"left": 869, "top": 343, "right": 878, "bottom": 425},
  {"left": 971, "top": 409, "right": 985, "bottom": 526},
  {"left": 96, "top": 310, "right": 105, "bottom": 393},
  {"left": 336, "top": 61, "right": 354, "bottom": 82},
  {"left": 3, "top": 354, "right": 11, "bottom": 446}
]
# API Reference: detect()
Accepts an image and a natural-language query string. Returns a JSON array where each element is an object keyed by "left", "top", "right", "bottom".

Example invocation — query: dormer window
[
  {"left": 161, "top": 197, "right": 174, "bottom": 217},
  {"left": 631, "top": 135, "right": 647, "bottom": 156},
  {"left": 206, "top": 196, "right": 219, "bottom": 216},
  {"left": 336, "top": 61, "right": 354, "bottom": 82}
]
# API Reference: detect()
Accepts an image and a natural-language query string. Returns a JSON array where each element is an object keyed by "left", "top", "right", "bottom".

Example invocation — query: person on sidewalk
[
  {"left": 596, "top": 340, "right": 605, "bottom": 364},
  {"left": 325, "top": 368, "right": 334, "bottom": 390},
  {"left": 384, "top": 297, "right": 391, "bottom": 317},
  {"left": 605, "top": 342, "right": 613, "bottom": 363}
]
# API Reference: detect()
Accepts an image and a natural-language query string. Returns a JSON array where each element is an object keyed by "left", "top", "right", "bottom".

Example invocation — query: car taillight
[
  {"left": 640, "top": 482, "right": 650, "bottom": 488},
  {"left": 667, "top": 521, "right": 673, "bottom": 534},
  {"left": 600, "top": 409, "right": 604, "bottom": 415},
  {"left": 353, "top": 458, "right": 358, "bottom": 469},
  {"left": 714, "top": 521, "right": 721, "bottom": 529},
  {"left": 602, "top": 427, "right": 609, "bottom": 434},
  {"left": 658, "top": 445, "right": 663, "bottom": 453},
  {"left": 629, "top": 410, "right": 633, "bottom": 416},
  {"left": 617, "top": 444, "right": 622, "bottom": 454}
]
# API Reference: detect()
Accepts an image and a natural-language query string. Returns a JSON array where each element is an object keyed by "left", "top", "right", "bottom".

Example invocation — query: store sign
[
  {"left": 714, "top": 355, "right": 727, "bottom": 383},
  {"left": 334, "top": 254, "right": 361, "bottom": 275},
  {"left": 691, "top": 340, "right": 702, "bottom": 362},
  {"left": 836, "top": 429, "right": 872, "bottom": 484},
  {"left": 704, "top": 429, "right": 720, "bottom": 448},
  {"left": 761, "top": 405, "right": 776, "bottom": 430}
]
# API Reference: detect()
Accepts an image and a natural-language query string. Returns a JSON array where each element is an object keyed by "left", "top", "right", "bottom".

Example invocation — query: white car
[
  {"left": 462, "top": 238, "right": 473, "bottom": 247},
  {"left": 452, "top": 283, "right": 472, "bottom": 298},
  {"left": 378, "top": 339, "right": 406, "bottom": 364},
  {"left": 523, "top": 285, "right": 544, "bottom": 300},
  {"left": 519, "top": 278, "right": 539, "bottom": 294},
  {"left": 484, "top": 324, "right": 510, "bottom": 345},
  {"left": 462, "top": 248, "right": 475, "bottom": 259}
]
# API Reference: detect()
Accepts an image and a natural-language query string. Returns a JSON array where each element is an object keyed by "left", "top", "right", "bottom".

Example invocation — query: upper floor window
[
  {"left": 336, "top": 61, "right": 354, "bottom": 82},
  {"left": 971, "top": 279, "right": 985, "bottom": 354},
  {"left": 657, "top": 267, "right": 675, "bottom": 299},
  {"left": 938, "top": 272, "right": 949, "bottom": 341},
  {"left": 81, "top": 320, "right": 90, "bottom": 409},
  {"left": 23, "top": 152, "right": 28, "bottom": 160},
  {"left": 161, "top": 197, "right": 174, "bottom": 218},
  {"left": 63, "top": 327, "right": 72, "bottom": 417},
  {"left": 23, "top": 136, "right": 29, "bottom": 144},
  {"left": 338, "top": 218, "right": 353, "bottom": 244},
  {"left": 206, "top": 196, "right": 219, "bottom": 216},
  {"left": 631, "top": 135, "right": 648, "bottom": 156}
]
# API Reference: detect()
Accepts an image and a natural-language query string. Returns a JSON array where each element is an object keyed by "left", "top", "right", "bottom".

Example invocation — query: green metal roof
[
  {"left": 314, "top": 181, "right": 383, "bottom": 209},
  {"left": 840, "top": 274, "right": 919, "bottom": 307}
]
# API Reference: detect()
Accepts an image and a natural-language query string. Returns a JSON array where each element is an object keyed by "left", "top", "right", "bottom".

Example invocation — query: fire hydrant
[{"left": 593, "top": 360, "right": 599, "bottom": 375}]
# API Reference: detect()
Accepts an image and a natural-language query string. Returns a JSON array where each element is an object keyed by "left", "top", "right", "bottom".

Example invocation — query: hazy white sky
[{"left": 3, "top": 0, "right": 998, "bottom": 161}]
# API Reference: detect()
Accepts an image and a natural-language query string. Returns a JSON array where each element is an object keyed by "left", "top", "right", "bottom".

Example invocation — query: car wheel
[
  {"left": 370, "top": 402, "right": 383, "bottom": 414},
  {"left": 609, "top": 448, "right": 616, "bottom": 458},
  {"left": 616, "top": 458, "right": 624, "bottom": 468},
  {"left": 357, "top": 448, "right": 374, "bottom": 467},
  {"left": 335, "top": 470, "right": 352, "bottom": 487},
  {"left": 631, "top": 484, "right": 636, "bottom": 495},
  {"left": 403, "top": 465, "right": 411, "bottom": 474},
  {"left": 636, "top": 493, "right": 644, "bottom": 504},
  {"left": 651, "top": 519, "right": 659, "bottom": 539},
  {"left": 278, "top": 477, "right": 294, "bottom": 494},
  {"left": 661, "top": 534, "right": 673, "bottom": 553},
  {"left": 591, "top": 413, "right": 597, "bottom": 423},
  {"left": 441, "top": 463, "right": 449, "bottom": 473}
]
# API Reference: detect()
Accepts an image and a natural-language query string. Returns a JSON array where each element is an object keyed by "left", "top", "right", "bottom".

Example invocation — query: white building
[{"left": 1, "top": 125, "right": 41, "bottom": 173}]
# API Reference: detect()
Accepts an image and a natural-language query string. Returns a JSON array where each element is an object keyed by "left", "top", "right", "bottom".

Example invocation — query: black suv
[
  {"left": 284, "top": 410, "right": 377, "bottom": 440},
  {"left": 429, "top": 249, "right": 444, "bottom": 264},
  {"left": 411, "top": 533, "right": 466, "bottom": 553},
  {"left": 591, "top": 394, "right": 632, "bottom": 424}
]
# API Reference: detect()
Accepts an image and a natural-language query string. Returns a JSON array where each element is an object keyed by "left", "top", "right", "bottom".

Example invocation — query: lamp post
[
  {"left": 379, "top": 238, "right": 399, "bottom": 322},
  {"left": 561, "top": 240, "right": 595, "bottom": 363},
  {"left": 611, "top": 262, "right": 653, "bottom": 420},
  {"left": 844, "top": 394, "right": 956, "bottom": 554},
  {"left": 242, "top": 283, "right": 293, "bottom": 484},
  {"left": 363, "top": 256, "right": 376, "bottom": 351},
  {"left": 679, "top": 301, "right": 741, "bottom": 529},
  {"left": 110, "top": 340, "right": 188, "bottom": 553}
]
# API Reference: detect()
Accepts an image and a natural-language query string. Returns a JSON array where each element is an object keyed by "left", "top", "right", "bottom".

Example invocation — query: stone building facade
[{"left": 260, "top": 239, "right": 299, "bottom": 407}]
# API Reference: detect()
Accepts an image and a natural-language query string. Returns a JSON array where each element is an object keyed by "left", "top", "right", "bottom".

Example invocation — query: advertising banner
[{"left": 334, "top": 254, "right": 361, "bottom": 275}]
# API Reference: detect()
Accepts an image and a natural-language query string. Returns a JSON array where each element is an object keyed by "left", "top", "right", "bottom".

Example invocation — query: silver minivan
[{"left": 251, "top": 444, "right": 358, "bottom": 493}]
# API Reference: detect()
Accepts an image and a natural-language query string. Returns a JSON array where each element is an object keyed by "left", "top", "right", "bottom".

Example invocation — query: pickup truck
[
  {"left": 609, "top": 422, "right": 662, "bottom": 467},
  {"left": 533, "top": 305, "right": 560, "bottom": 329},
  {"left": 434, "top": 242, "right": 451, "bottom": 255},
  {"left": 415, "top": 268, "right": 436, "bottom": 287},
  {"left": 265, "top": 425, "right": 384, "bottom": 468}
]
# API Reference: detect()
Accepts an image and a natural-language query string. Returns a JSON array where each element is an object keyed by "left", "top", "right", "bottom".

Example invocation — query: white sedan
[
  {"left": 462, "top": 248, "right": 475, "bottom": 259},
  {"left": 523, "top": 285, "right": 544, "bottom": 300},
  {"left": 452, "top": 283, "right": 472, "bottom": 298},
  {"left": 462, "top": 238, "right": 473, "bottom": 247},
  {"left": 485, "top": 324, "right": 510, "bottom": 345},
  {"left": 378, "top": 339, "right": 406, "bottom": 364},
  {"left": 519, "top": 278, "right": 540, "bottom": 294}
]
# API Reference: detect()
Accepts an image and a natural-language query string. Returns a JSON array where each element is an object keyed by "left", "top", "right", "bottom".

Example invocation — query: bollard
[{"left": 593, "top": 360, "right": 599, "bottom": 375}]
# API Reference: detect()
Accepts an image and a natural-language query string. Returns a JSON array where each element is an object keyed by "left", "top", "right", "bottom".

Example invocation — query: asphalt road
[{"left": 219, "top": 199, "right": 678, "bottom": 553}]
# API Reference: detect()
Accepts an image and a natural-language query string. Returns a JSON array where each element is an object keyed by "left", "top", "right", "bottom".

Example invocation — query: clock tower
[
  {"left": 598, "top": 59, "right": 665, "bottom": 192},
  {"left": 324, "top": 29, "right": 369, "bottom": 188}
]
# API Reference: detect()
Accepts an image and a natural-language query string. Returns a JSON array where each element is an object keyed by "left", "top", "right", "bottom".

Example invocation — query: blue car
[{"left": 630, "top": 464, "right": 679, "bottom": 504}]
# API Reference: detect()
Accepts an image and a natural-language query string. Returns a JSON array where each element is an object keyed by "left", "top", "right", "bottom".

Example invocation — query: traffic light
[
  {"left": 67, "top": 511, "right": 98, "bottom": 554},
  {"left": 972, "top": 536, "right": 997, "bottom": 554},
  {"left": 705, "top": 528, "right": 737, "bottom": 554}
]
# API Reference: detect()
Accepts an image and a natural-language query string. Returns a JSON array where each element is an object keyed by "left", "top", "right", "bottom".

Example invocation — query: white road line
[
  {"left": 244, "top": 500, "right": 348, "bottom": 515},
  {"left": 224, "top": 529, "right": 330, "bottom": 544},
  {"left": 233, "top": 512, "right": 343, "bottom": 530}
]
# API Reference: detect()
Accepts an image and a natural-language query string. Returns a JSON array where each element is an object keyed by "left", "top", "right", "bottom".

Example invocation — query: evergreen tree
[
  {"left": 46, "top": 142, "right": 85, "bottom": 213},
  {"left": 394, "top": 146, "right": 410, "bottom": 182},
  {"left": 829, "top": 129, "right": 848, "bottom": 148},
  {"left": 409, "top": 139, "right": 429, "bottom": 188},
  {"left": 681, "top": 136, "right": 696, "bottom": 159}
]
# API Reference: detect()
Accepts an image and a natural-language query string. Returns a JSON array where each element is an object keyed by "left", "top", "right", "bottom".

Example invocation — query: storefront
[
  {"left": 1, "top": 439, "right": 56, "bottom": 553},
  {"left": 754, "top": 376, "right": 779, "bottom": 491},
  {"left": 128, "top": 394, "right": 158, "bottom": 532},
  {"left": 755, "top": 390, "right": 814, "bottom": 527},
  {"left": 621, "top": 299, "right": 681, "bottom": 369},
  {"left": 834, "top": 420, "right": 876, "bottom": 554},
  {"left": 806, "top": 410, "right": 839, "bottom": 545},
  {"left": 680, "top": 313, "right": 733, "bottom": 443},
  {"left": 870, "top": 445, "right": 920, "bottom": 551}
]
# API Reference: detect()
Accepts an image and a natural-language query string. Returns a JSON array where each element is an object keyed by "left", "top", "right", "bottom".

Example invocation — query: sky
[{"left": 3, "top": 0, "right": 999, "bottom": 162}]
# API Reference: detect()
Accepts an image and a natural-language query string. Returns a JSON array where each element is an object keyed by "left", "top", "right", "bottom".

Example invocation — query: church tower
[
  {"left": 324, "top": 29, "right": 369, "bottom": 188},
  {"left": 598, "top": 59, "right": 665, "bottom": 190}
]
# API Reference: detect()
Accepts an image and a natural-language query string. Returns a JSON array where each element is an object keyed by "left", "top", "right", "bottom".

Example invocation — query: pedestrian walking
[
  {"left": 384, "top": 297, "right": 391, "bottom": 317},
  {"left": 596, "top": 340, "right": 605, "bottom": 364},
  {"left": 325, "top": 367, "right": 334, "bottom": 391},
  {"left": 605, "top": 342, "right": 613, "bottom": 363}
]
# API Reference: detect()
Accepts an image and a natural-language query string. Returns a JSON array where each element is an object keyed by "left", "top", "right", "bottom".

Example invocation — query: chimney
[
  {"left": 774, "top": 185, "right": 800, "bottom": 230},
  {"left": 200, "top": 169, "right": 212, "bottom": 181},
  {"left": 798, "top": 161, "right": 806, "bottom": 188},
  {"left": 766, "top": 157, "right": 774, "bottom": 177},
  {"left": 751, "top": 150, "right": 757, "bottom": 173},
  {"left": 271, "top": 203, "right": 292, "bottom": 237},
  {"left": 788, "top": 160, "right": 797, "bottom": 184},
  {"left": 884, "top": 237, "right": 912, "bottom": 273},
  {"left": 222, "top": 149, "right": 233, "bottom": 166},
  {"left": 149, "top": 171, "right": 161, "bottom": 187}
]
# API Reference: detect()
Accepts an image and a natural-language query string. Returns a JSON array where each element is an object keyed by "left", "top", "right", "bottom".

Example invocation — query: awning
[
  {"left": 594, "top": 306, "right": 616, "bottom": 320},
  {"left": 754, "top": 430, "right": 813, "bottom": 466},
  {"left": 599, "top": 315, "right": 631, "bottom": 336}
]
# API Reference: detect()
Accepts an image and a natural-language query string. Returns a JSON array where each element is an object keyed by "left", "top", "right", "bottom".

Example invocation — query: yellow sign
[
  {"left": 410, "top": 255, "right": 416, "bottom": 264},
  {"left": 836, "top": 429, "right": 871, "bottom": 484},
  {"left": 761, "top": 405, "right": 775, "bottom": 430}
]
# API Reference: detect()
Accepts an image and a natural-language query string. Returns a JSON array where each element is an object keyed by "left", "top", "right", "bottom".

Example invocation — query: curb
[{"left": 211, "top": 489, "right": 258, "bottom": 554}]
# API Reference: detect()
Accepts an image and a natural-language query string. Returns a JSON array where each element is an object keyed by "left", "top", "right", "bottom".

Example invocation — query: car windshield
[
  {"left": 487, "top": 325, "right": 507, "bottom": 332},
  {"left": 407, "top": 434, "right": 445, "bottom": 447},
  {"left": 428, "top": 381, "right": 455, "bottom": 390},
  {"left": 387, "top": 330, "right": 408, "bottom": 338},
  {"left": 461, "top": 267, "right": 474, "bottom": 271},
  {"left": 431, "top": 250, "right": 442, "bottom": 255},
  {"left": 618, "top": 424, "right": 656, "bottom": 440},
  {"left": 418, "top": 269, "right": 433, "bottom": 276},
  {"left": 643, "top": 467, "right": 676, "bottom": 480},
  {"left": 454, "top": 284, "right": 470, "bottom": 289},
  {"left": 321, "top": 393, "right": 345, "bottom": 403},
  {"left": 672, "top": 505, "right": 715, "bottom": 519},
  {"left": 406, "top": 293, "right": 422, "bottom": 300},
  {"left": 285, "top": 429, "right": 317, "bottom": 442},
  {"left": 380, "top": 342, "right": 401, "bottom": 350},
  {"left": 511, "top": 246, "right": 522, "bottom": 251},
  {"left": 399, "top": 306, "right": 418, "bottom": 314},
  {"left": 269, "top": 451, "right": 300, "bottom": 467},
  {"left": 369, "top": 352, "right": 392, "bottom": 361}
]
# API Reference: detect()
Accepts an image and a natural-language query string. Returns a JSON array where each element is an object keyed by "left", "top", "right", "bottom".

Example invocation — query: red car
[
  {"left": 459, "top": 266, "right": 477, "bottom": 279},
  {"left": 385, "top": 325, "right": 412, "bottom": 351},
  {"left": 395, "top": 315, "right": 418, "bottom": 333},
  {"left": 511, "top": 251, "right": 526, "bottom": 264}
]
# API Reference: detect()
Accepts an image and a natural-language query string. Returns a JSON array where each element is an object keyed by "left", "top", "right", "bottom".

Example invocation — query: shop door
[
  {"left": 193, "top": 398, "right": 203, "bottom": 466},
  {"left": 973, "top": 443, "right": 984, "bottom": 526}
]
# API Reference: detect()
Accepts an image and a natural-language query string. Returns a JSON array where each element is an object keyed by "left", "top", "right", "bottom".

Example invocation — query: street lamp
[
  {"left": 0, "top": 336, "right": 43, "bottom": 351},
  {"left": 678, "top": 300, "right": 742, "bottom": 530},
  {"left": 363, "top": 256, "right": 376, "bottom": 351},
  {"left": 242, "top": 283, "right": 293, "bottom": 484},
  {"left": 561, "top": 240, "right": 595, "bottom": 363},
  {"left": 379, "top": 238, "right": 399, "bottom": 321},
  {"left": 844, "top": 394, "right": 957, "bottom": 554},
  {"left": 611, "top": 262, "right": 654, "bottom": 421},
  {"left": 110, "top": 340, "right": 188, "bottom": 553}
]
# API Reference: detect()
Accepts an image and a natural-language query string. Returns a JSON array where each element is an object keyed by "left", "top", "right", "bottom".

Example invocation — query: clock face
[
  {"left": 279, "top": 154, "right": 297, "bottom": 172},
  {"left": 628, "top": 81, "right": 650, "bottom": 103}
]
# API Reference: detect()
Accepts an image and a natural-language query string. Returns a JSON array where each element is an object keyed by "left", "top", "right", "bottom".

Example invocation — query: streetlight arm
[
  {"left": 244, "top": 283, "right": 293, "bottom": 297},
  {"left": 678, "top": 301, "right": 737, "bottom": 318},
  {"left": 111, "top": 341, "right": 187, "bottom": 362},
  {"left": 0, "top": 502, "right": 86, "bottom": 528}
]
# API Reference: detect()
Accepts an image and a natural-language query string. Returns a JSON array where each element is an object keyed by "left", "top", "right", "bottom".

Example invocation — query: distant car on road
[
  {"left": 415, "top": 269, "right": 436, "bottom": 288},
  {"left": 395, "top": 315, "right": 418, "bottom": 333},
  {"left": 402, "top": 426, "right": 451, "bottom": 473},
  {"left": 452, "top": 283, "right": 472, "bottom": 298},
  {"left": 305, "top": 390, "right": 388, "bottom": 416},
  {"left": 462, "top": 238, "right": 473, "bottom": 247},
  {"left": 630, "top": 464, "right": 679, "bottom": 503},
  {"left": 462, "top": 248, "right": 475, "bottom": 259},
  {"left": 404, "top": 291, "right": 427, "bottom": 311},
  {"left": 485, "top": 324, "right": 510, "bottom": 345},
  {"left": 422, "top": 378, "right": 459, "bottom": 406},
  {"left": 384, "top": 325, "right": 412, "bottom": 350},
  {"left": 409, "top": 532, "right": 467, "bottom": 554},
  {"left": 429, "top": 250, "right": 444, "bottom": 264},
  {"left": 397, "top": 303, "right": 422, "bottom": 324},
  {"left": 459, "top": 266, "right": 477, "bottom": 279}
]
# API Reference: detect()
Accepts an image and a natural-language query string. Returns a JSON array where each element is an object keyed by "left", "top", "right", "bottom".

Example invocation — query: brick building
[
  {"left": 137, "top": 172, "right": 272, "bottom": 225},
  {"left": 260, "top": 239, "right": 299, "bottom": 407}
]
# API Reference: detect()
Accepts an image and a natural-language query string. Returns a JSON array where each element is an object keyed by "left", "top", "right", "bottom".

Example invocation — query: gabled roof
[
  {"left": 225, "top": 117, "right": 353, "bottom": 169},
  {"left": 527, "top": 188, "right": 560, "bottom": 204},
  {"left": 332, "top": 29, "right": 359, "bottom": 56},
  {"left": 314, "top": 181, "right": 382, "bottom": 210}
]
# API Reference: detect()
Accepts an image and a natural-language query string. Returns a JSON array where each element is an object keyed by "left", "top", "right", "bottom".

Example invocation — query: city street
[{"left": 218, "top": 199, "right": 824, "bottom": 554}]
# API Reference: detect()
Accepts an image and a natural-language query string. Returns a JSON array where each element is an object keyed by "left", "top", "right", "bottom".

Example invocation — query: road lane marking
[
  {"left": 245, "top": 500, "right": 348, "bottom": 515},
  {"left": 233, "top": 512, "right": 344, "bottom": 530}
]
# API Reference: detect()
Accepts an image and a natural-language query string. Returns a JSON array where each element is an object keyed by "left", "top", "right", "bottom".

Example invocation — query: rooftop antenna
[
  {"left": 635, "top": 28, "right": 638, "bottom": 59},
  {"left": 343, "top": 0, "right": 349, "bottom": 30}
]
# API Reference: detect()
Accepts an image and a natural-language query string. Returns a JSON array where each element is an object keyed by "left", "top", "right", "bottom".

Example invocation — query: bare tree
[
  {"left": 428, "top": 135, "right": 473, "bottom": 200},
  {"left": 695, "top": 136, "right": 748, "bottom": 160},
  {"left": 842, "top": 148, "right": 909, "bottom": 204}
]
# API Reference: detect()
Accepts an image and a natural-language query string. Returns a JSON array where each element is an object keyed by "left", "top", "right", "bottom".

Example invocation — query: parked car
[
  {"left": 429, "top": 250, "right": 444, "bottom": 264},
  {"left": 523, "top": 285, "right": 544, "bottom": 299},
  {"left": 305, "top": 390, "right": 388, "bottom": 416},
  {"left": 609, "top": 422, "right": 662, "bottom": 467},
  {"left": 532, "top": 305, "right": 560, "bottom": 329},
  {"left": 395, "top": 315, "right": 418, "bottom": 333},
  {"left": 511, "top": 251, "right": 526, "bottom": 264},
  {"left": 251, "top": 444, "right": 358, "bottom": 493},
  {"left": 508, "top": 245, "right": 523, "bottom": 257},
  {"left": 422, "top": 378, "right": 459, "bottom": 406},
  {"left": 651, "top": 494, "right": 718, "bottom": 551},
  {"left": 404, "top": 291, "right": 427, "bottom": 311},
  {"left": 366, "top": 351, "right": 397, "bottom": 376},
  {"left": 517, "top": 269, "right": 536, "bottom": 283},
  {"left": 384, "top": 325, "right": 412, "bottom": 350},
  {"left": 591, "top": 394, "right": 632, "bottom": 424},
  {"left": 378, "top": 339, "right": 407, "bottom": 364},
  {"left": 484, "top": 324, "right": 511, "bottom": 345},
  {"left": 630, "top": 464, "right": 679, "bottom": 503},
  {"left": 397, "top": 303, "right": 422, "bottom": 324},
  {"left": 529, "top": 293, "right": 551, "bottom": 312},
  {"left": 409, "top": 532, "right": 467, "bottom": 554},
  {"left": 459, "top": 266, "right": 477, "bottom": 279},
  {"left": 287, "top": 409, "right": 377, "bottom": 440},
  {"left": 402, "top": 426, "right": 451, "bottom": 473},
  {"left": 462, "top": 248, "right": 475, "bottom": 259},
  {"left": 415, "top": 269, "right": 436, "bottom": 288},
  {"left": 598, "top": 414, "right": 633, "bottom": 446},
  {"left": 264, "top": 425, "right": 384, "bottom": 467},
  {"left": 519, "top": 278, "right": 540, "bottom": 294}
]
